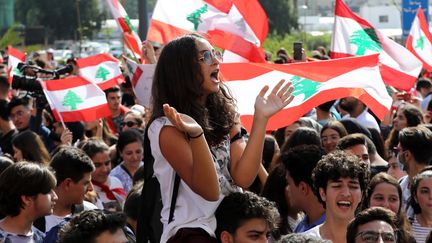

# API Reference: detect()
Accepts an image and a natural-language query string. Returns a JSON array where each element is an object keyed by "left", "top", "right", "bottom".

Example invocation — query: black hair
[
  {"left": 398, "top": 126, "right": 432, "bottom": 165},
  {"left": 116, "top": 128, "right": 143, "bottom": 153},
  {"left": 7, "top": 96, "right": 31, "bottom": 117},
  {"left": 0, "top": 162, "right": 56, "bottom": 216},
  {"left": 81, "top": 138, "right": 110, "bottom": 160},
  {"left": 281, "top": 127, "right": 321, "bottom": 152}
]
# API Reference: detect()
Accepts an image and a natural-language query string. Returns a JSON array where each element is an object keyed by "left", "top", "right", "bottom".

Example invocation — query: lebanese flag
[
  {"left": 106, "top": 0, "right": 143, "bottom": 61},
  {"left": 331, "top": 0, "right": 422, "bottom": 91},
  {"left": 76, "top": 54, "right": 124, "bottom": 90},
  {"left": 148, "top": 0, "right": 268, "bottom": 62},
  {"left": 406, "top": 8, "right": 432, "bottom": 72},
  {"left": 41, "top": 76, "right": 111, "bottom": 122},
  {"left": 222, "top": 54, "right": 392, "bottom": 131},
  {"left": 7, "top": 46, "right": 26, "bottom": 84},
  {"left": 123, "top": 56, "right": 155, "bottom": 107}
]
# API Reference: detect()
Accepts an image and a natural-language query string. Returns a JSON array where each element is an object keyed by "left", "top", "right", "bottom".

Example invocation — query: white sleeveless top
[{"left": 149, "top": 117, "right": 241, "bottom": 242}]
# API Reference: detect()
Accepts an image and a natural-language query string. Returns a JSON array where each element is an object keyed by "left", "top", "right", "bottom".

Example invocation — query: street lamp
[{"left": 300, "top": 4, "right": 308, "bottom": 44}]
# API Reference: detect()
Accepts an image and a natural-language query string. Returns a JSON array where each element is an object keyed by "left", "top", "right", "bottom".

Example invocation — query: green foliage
[
  {"left": 262, "top": 32, "right": 331, "bottom": 58},
  {"left": 259, "top": 0, "right": 298, "bottom": 35},
  {"left": 14, "top": 0, "right": 104, "bottom": 40},
  {"left": 0, "top": 24, "right": 24, "bottom": 49}
]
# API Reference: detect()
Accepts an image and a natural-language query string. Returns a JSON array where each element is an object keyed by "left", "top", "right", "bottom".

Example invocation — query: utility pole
[
  {"left": 75, "top": 0, "right": 82, "bottom": 57},
  {"left": 138, "top": 0, "right": 148, "bottom": 40}
]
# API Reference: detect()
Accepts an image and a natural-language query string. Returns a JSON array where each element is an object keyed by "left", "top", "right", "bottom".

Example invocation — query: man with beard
[
  {"left": 397, "top": 126, "right": 432, "bottom": 219},
  {"left": 339, "top": 97, "right": 380, "bottom": 132}
]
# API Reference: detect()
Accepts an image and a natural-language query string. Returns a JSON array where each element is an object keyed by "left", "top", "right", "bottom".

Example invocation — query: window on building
[{"left": 379, "top": 15, "right": 389, "bottom": 23}]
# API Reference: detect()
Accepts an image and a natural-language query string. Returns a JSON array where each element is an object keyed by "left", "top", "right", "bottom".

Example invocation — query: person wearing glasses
[
  {"left": 147, "top": 34, "right": 294, "bottom": 242},
  {"left": 346, "top": 207, "right": 399, "bottom": 243},
  {"left": 120, "top": 110, "right": 144, "bottom": 133}
]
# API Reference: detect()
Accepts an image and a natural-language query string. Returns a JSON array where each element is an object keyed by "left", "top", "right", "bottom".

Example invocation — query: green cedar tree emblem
[
  {"left": 187, "top": 4, "right": 209, "bottom": 31},
  {"left": 349, "top": 28, "right": 382, "bottom": 55},
  {"left": 13, "top": 67, "right": 22, "bottom": 76},
  {"left": 95, "top": 66, "right": 110, "bottom": 81},
  {"left": 290, "top": 76, "right": 322, "bottom": 102},
  {"left": 62, "top": 90, "right": 83, "bottom": 110},
  {"left": 415, "top": 35, "right": 425, "bottom": 50}
]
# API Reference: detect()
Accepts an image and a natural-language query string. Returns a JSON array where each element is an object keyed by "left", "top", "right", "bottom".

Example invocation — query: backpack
[{"left": 136, "top": 123, "right": 180, "bottom": 243}]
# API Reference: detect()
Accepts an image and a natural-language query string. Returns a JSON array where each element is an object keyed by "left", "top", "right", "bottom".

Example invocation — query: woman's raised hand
[
  {"left": 254, "top": 79, "right": 294, "bottom": 119},
  {"left": 163, "top": 104, "right": 203, "bottom": 138}
]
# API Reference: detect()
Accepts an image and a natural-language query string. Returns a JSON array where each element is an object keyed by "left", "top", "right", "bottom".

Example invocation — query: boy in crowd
[
  {"left": 0, "top": 162, "right": 57, "bottom": 242},
  {"left": 59, "top": 210, "right": 128, "bottom": 243},
  {"left": 81, "top": 138, "right": 126, "bottom": 211},
  {"left": 215, "top": 191, "right": 280, "bottom": 243},
  {"left": 303, "top": 150, "right": 369, "bottom": 242},
  {"left": 281, "top": 145, "right": 326, "bottom": 233}
]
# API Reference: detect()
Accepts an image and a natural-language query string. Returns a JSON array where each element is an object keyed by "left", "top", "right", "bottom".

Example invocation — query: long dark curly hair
[{"left": 150, "top": 34, "right": 236, "bottom": 145}]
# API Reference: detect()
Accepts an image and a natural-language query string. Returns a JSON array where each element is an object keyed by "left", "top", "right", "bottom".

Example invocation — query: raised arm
[
  {"left": 230, "top": 80, "right": 294, "bottom": 188},
  {"left": 159, "top": 104, "right": 220, "bottom": 201}
]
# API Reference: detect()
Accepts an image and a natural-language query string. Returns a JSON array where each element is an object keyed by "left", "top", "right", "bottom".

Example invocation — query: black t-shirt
[{"left": 0, "top": 129, "right": 18, "bottom": 156}]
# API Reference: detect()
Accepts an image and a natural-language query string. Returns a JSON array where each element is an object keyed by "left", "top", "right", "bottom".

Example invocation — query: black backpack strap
[{"left": 168, "top": 174, "right": 180, "bottom": 223}]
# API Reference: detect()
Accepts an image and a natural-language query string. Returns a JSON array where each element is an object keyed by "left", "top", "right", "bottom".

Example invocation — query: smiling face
[
  {"left": 195, "top": 38, "right": 221, "bottom": 98},
  {"left": 369, "top": 182, "right": 401, "bottom": 214},
  {"left": 319, "top": 177, "right": 362, "bottom": 221},
  {"left": 321, "top": 128, "right": 341, "bottom": 153},
  {"left": 120, "top": 141, "right": 143, "bottom": 167}
]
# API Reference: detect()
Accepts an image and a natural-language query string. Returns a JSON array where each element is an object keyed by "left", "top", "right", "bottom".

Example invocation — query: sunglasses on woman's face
[
  {"left": 199, "top": 50, "right": 223, "bottom": 65},
  {"left": 120, "top": 121, "right": 138, "bottom": 128}
]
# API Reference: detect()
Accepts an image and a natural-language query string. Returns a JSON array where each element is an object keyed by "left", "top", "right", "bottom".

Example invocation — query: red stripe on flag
[
  {"left": 232, "top": 0, "right": 268, "bottom": 44},
  {"left": 240, "top": 87, "right": 388, "bottom": 131},
  {"left": 117, "top": 17, "right": 131, "bottom": 33},
  {"left": 76, "top": 54, "right": 119, "bottom": 68},
  {"left": 52, "top": 104, "right": 111, "bottom": 122},
  {"left": 131, "top": 67, "right": 143, "bottom": 87},
  {"left": 124, "top": 32, "right": 142, "bottom": 56},
  {"left": 98, "top": 75, "right": 125, "bottom": 90},
  {"left": 406, "top": 8, "right": 432, "bottom": 72},
  {"left": 335, "top": 0, "right": 373, "bottom": 28},
  {"left": 204, "top": 0, "right": 233, "bottom": 14},
  {"left": 221, "top": 54, "right": 379, "bottom": 83},
  {"left": 43, "top": 76, "right": 90, "bottom": 91},
  {"left": 207, "top": 29, "right": 266, "bottom": 62},
  {"left": 7, "top": 46, "right": 26, "bottom": 61},
  {"left": 379, "top": 64, "right": 417, "bottom": 91},
  {"left": 147, "top": 19, "right": 191, "bottom": 44}
]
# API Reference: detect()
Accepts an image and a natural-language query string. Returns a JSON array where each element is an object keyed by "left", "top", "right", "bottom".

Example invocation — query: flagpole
[{"left": 123, "top": 34, "right": 141, "bottom": 64}]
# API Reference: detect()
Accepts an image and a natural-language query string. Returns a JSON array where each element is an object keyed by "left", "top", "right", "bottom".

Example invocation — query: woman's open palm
[
  {"left": 254, "top": 79, "right": 294, "bottom": 119},
  {"left": 163, "top": 104, "right": 203, "bottom": 137}
]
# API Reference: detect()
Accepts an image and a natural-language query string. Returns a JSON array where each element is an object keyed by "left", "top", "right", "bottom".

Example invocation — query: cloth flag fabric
[
  {"left": 41, "top": 76, "right": 111, "bottom": 122},
  {"left": 76, "top": 54, "right": 124, "bottom": 90},
  {"left": 106, "top": 0, "right": 143, "bottom": 61},
  {"left": 123, "top": 56, "right": 155, "bottom": 107},
  {"left": 222, "top": 54, "right": 392, "bottom": 131},
  {"left": 406, "top": 8, "right": 432, "bottom": 72},
  {"left": 331, "top": 0, "right": 422, "bottom": 91},
  {"left": 148, "top": 0, "right": 268, "bottom": 62},
  {"left": 7, "top": 46, "right": 26, "bottom": 84}
]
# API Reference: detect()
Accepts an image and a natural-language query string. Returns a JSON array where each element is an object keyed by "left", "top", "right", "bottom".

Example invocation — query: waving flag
[
  {"left": 148, "top": 0, "right": 268, "bottom": 62},
  {"left": 7, "top": 46, "right": 26, "bottom": 84},
  {"left": 41, "top": 76, "right": 111, "bottom": 122},
  {"left": 331, "top": 0, "right": 422, "bottom": 91},
  {"left": 222, "top": 54, "right": 392, "bottom": 131},
  {"left": 123, "top": 56, "right": 155, "bottom": 107},
  {"left": 406, "top": 8, "right": 432, "bottom": 72},
  {"left": 106, "top": 0, "right": 143, "bottom": 61},
  {"left": 76, "top": 54, "right": 124, "bottom": 90}
]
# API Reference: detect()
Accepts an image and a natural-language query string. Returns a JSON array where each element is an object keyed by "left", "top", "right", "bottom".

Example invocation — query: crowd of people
[{"left": 0, "top": 33, "right": 432, "bottom": 243}]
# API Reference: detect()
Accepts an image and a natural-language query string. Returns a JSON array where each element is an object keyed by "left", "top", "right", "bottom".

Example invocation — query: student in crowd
[
  {"left": 346, "top": 207, "right": 398, "bottom": 243},
  {"left": 281, "top": 145, "right": 326, "bottom": 233},
  {"left": 303, "top": 150, "right": 369, "bottom": 242},
  {"left": 84, "top": 119, "right": 118, "bottom": 147},
  {"left": 81, "top": 138, "right": 126, "bottom": 212},
  {"left": 123, "top": 182, "right": 143, "bottom": 235},
  {"left": 120, "top": 110, "right": 145, "bottom": 133},
  {"left": 110, "top": 129, "right": 143, "bottom": 193},
  {"left": 0, "top": 99, "right": 18, "bottom": 156},
  {"left": 59, "top": 210, "right": 128, "bottom": 243},
  {"left": 410, "top": 169, "right": 432, "bottom": 243},
  {"left": 361, "top": 172, "right": 414, "bottom": 242},
  {"left": 398, "top": 126, "right": 432, "bottom": 219},
  {"left": 279, "top": 233, "right": 331, "bottom": 243},
  {"left": 320, "top": 120, "right": 347, "bottom": 154},
  {"left": 215, "top": 192, "right": 280, "bottom": 243},
  {"left": 147, "top": 34, "right": 293, "bottom": 242},
  {"left": 0, "top": 162, "right": 57, "bottom": 243},
  {"left": 336, "top": 133, "right": 370, "bottom": 165},
  {"left": 12, "top": 130, "right": 50, "bottom": 165},
  {"left": 39, "top": 146, "right": 96, "bottom": 234},
  {"left": 105, "top": 86, "right": 130, "bottom": 135}
]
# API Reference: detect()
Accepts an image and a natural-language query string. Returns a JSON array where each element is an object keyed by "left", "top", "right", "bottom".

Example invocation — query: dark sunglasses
[
  {"left": 120, "top": 121, "right": 138, "bottom": 127},
  {"left": 199, "top": 50, "right": 223, "bottom": 65},
  {"left": 356, "top": 231, "right": 397, "bottom": 243}
]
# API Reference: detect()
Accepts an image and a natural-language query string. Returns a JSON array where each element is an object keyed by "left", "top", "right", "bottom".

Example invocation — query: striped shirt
[{"left": 411, "top": 216, "right": 432, "bottom": 243}]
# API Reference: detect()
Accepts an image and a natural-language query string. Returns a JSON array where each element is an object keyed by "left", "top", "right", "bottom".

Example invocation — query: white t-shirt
[
  {"left": 149, "top": 117, "right": 241, "bottom": 243},
  {"left": 93, "top": 176, "right": 126, "bottom": 212},
  {"left": 343, "top": 108, "right": 380, "bottom": 132},
  {"left": 44, "top": 201, "right": 97, "bottom": 232},
  {"left": 302, "top": 224, "right": 323, "bottom": 239}
]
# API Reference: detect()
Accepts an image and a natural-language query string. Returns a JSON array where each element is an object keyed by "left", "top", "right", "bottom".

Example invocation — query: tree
[
  {"left": 14, "top": 0, "right": 104, "bottom": 40},
  {"left": 62, "top": 90, "right": 83, "bottom": 111},
  {"left": 259, "top": 0, "right": 298, "bottom": 35},
  {"left": 0, "top": 25, "right": 24, "bottom": 49}
]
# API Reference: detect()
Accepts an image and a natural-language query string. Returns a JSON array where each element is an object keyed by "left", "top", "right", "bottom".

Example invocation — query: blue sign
[{"left": 402, "top": 0, "right": 429, "bottom": 39}]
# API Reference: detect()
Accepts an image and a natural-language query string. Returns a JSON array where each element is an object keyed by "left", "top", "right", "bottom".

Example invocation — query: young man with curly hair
[{"left": 303, "top": 150, "right": 369, "bottom": 243}]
